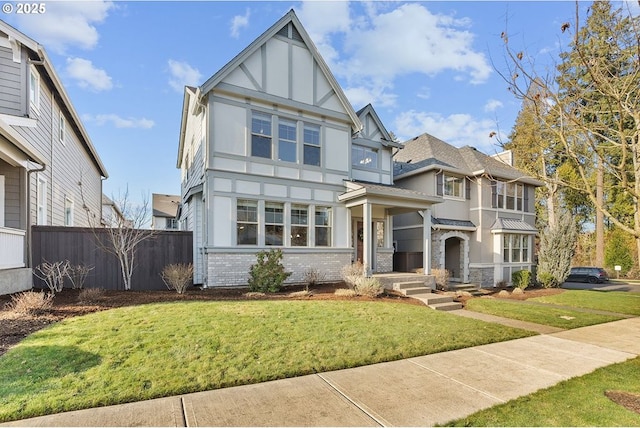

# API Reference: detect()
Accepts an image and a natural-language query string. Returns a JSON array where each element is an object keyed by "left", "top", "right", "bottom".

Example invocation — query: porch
[{"left": 338, "top": 181, "right": 442, "bottom": 276}]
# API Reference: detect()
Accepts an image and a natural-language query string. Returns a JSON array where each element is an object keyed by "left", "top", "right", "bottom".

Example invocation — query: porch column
[
  {"left": 384, "top": 210, "right": 393, "bottom": 249},
  {"left": 363, "top": 202, "right": 372, "bottom": 276},
  {"left": 422, "top": 208, "right": 432, "bottom": 275}
]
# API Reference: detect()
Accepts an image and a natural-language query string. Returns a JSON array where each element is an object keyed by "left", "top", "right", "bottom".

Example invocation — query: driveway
[{"left": 562, "top": 280, "right": 640, "bottom": 293}]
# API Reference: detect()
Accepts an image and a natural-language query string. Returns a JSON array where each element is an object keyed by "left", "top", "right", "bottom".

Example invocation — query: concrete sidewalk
[{"left": 3, "top": 317, "right": 640, "bottom": 427}]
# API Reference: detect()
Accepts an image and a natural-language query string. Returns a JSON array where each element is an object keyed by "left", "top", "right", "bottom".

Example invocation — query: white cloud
[
  {"left": 230, "top": 8, "right": 251, "bottom": 38},
  {"left": 484, "top": 99, "right": 504, "bottom": 112},
  {"left": 298, "top": 3, "right": 491, "bottom": 109},
  {"left": 84, "top": 114, "right": 155, "bottom": 129},
  {"left": 66, "top": 57, "right": 113, "bottom": 92},
  {"left": 14, "top": 1, "right": 114, "bottom": 54},
  {"left": 167, "top": 60, "right": 202, "bottom": 93},
  {"left": 341, "top": 4, "right": 491, "bottom": 84},
  {"left": 393, "top": 110, "right": 500, "bottom": 153}
]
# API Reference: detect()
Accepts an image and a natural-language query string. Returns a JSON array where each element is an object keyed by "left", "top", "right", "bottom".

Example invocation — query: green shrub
[
  {"left": 248, "top": 249, "right": 291, "bottom": 293},
  {"left": 537, "top": 271, "right": 559, "bottom": 288},
  {"left": 512, "top": 270, "right": 531, "bottom": 289}
]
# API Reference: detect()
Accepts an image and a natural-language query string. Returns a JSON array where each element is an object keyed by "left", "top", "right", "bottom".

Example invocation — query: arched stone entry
[{"left": 438, "top": 231, "right": 469, "bottom": 283}]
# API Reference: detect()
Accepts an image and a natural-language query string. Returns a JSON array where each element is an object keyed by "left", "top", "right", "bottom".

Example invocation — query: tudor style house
[
  {"left": 393, "top": 133, "right": 541, "bottom": 287},
  {"left": 177, "top": 10, "right": 440, "bottom": 286},
  {"left": 0, "top": 20, "right": 108, "bottom": 294},
  {"left": 177, "top": 10, "right": 539, "bottom": 288}
]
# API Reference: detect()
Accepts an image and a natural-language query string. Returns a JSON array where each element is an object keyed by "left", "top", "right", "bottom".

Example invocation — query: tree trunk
[{"left": 595, "top": 158, "right": 605, "bottom": 267}]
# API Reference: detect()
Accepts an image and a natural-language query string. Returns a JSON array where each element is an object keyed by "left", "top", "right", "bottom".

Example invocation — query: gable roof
[
  {"left": 198, "top": 9, "right": 362, "bottom": 131},
  {"left": 152, "top": 193, "right": 180, "bottom": 218},
  {"left": 355, "top": 104, "right": 401, "bottom": 148},
  {"left": 0, "top": 20, "right": 108, "bottom": 178},
  {"left": 394, "top": 132, "right": 541, "bottom": 186}
]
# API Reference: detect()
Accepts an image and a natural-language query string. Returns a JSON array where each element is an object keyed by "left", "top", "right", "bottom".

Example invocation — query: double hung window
[
  {"left": 265, "top": 202, "right": 284, "bottom": 245},
  {"left": 503, "top": 234, "right": 530, "bottom": 263},
  {"left": 291, "top": 205, "right": 308, "bottom": 246},
  {"left": 237, "top": 199, "right": 258, "bottom": 245},
  {"left": 278, "top": 119, "right": 297, "bottom": 162},
  {"left": 251, "top": 113, "right": 272, "bottom": 159},
  {"left": 315, "top": 207, "right": 332, "bottom": 246},
  {"left": 303, "top": 124, "right": 321, "bottom": 166}
]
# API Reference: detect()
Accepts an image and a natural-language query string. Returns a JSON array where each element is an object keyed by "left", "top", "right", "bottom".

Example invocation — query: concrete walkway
[{"left": 3, "top": 315, "right": 639, "bottom": 427}]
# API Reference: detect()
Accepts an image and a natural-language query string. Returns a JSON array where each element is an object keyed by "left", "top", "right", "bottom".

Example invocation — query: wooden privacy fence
[{"left": 32, "top": 226, "right": 193, "bottom": 291}]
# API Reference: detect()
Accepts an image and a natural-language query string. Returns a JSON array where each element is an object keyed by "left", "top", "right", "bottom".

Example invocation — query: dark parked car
[{"left": 566, "top": 267, "right": 610, "bottom": 283}]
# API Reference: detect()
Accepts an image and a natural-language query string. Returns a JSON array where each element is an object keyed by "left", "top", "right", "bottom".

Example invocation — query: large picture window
[
  {"left": 251, "top": 112, "right": 272, "bottom": 159},
  {"left": 303, "top": 124, "right": 321, "bottom": 166},
  {"left": 237, "top": 199, "right": 258, "bottom": 245}
]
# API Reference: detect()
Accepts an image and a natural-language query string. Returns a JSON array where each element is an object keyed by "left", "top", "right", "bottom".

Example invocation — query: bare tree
[
  {"left": 500, "top": 2, "right": 640, "bottom": 266},
  {"left": 83, "top": 186, "right": 156, "bottom": 290}
]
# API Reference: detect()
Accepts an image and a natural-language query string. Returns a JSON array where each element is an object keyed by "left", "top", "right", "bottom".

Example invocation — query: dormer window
[{"left": 352, "top": 145, "right": 378, "bottom": 169}]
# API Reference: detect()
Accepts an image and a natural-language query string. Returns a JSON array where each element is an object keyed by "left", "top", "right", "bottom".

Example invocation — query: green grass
[
  {"left": 0, "top": 300, "right": 533, "bottom": 422},
  {"left": 531, "top": 290, "right": 640, "bottom": 316},
  {"left": 445, "top": 357, "right": 640, "bottom": 426},
  {"left": 465, "top": 298, "right": 624, "bottom": 328}
]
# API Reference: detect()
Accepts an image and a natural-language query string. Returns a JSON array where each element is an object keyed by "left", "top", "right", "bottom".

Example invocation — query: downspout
[{"left": 26, "top": 162, "right": 46, "bottom": 268}]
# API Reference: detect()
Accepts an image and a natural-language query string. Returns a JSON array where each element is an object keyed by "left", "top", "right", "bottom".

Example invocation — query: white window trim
[
  {"left": 443, "top": 174, "right": 464, "bottom": 199},
  {"left": 36, "top": 174, "right": 47, "bottom": 225},
  {"left": 29, "top": 65, "right": 40, "bottom": 113},
  {"left": 59, "top": 114, "right": 66, "bottom": 145},
  {"left": 64, "top": 196, "right": 74, "bottom": 227}
]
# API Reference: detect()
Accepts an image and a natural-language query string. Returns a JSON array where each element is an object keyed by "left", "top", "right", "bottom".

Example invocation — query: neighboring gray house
[
  {"left": 0, "top": 20, "right": 108, "bottom": 294},
  {"left": 177, "top": 10, "right": 439, "bottom": 286},
  {"left": 393, "top": 133, "right": 541, "bottom": 287},
  {"left": 151, "top": 193, "right": 180, "bottom": 230}
]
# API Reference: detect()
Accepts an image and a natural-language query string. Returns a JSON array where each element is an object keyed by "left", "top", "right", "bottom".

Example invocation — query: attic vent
[{"left": 276, "top": 23, "right": 304, "bottom": 43}]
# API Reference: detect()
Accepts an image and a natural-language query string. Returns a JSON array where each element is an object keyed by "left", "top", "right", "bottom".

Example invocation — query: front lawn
[
  {"left": 531, "top": 290, "right": 640, "bottom": 316},
  {"left": 446, "top": 357, "right": 640, "bottom": 426},
  {"left": 465, "top": 297, "right": 624, "bottom": 328},
  {"left": 0, "top": 300, "right": 533, "bottom": 422}
]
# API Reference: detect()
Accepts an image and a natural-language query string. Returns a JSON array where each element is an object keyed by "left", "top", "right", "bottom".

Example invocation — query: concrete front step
[
  {"left": 429, "top": 301, "right": 464, "bottom": 311},
  {"left": 405, "top": 292, "right": 463, "bottom": 311}
]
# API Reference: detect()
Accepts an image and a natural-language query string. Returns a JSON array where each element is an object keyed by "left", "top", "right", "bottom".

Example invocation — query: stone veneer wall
[
  {"left": 469, "top": 267, "right": 494, "bottom": 288},
  {"left": 205, "top": 251, "right": 352, "bottom": 287}
]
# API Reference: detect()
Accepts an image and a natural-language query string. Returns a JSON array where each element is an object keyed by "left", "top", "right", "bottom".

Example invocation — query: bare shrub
[
  {"left": 67, "top": 264, "right": 94, "bottom": 289},
  {"left": 495, "top": 280, "right": 507, "bottom": 288},
  {"left": 303, "top": 268, "right": 325, "bottom": 291},
  {"left": 7, "top": 291, "right": 53, "bottom": 315},
  {"left": 340, "top": 261, "right": 364, "bottom": 288},
  {"left": 243, "top": 292, "right": 266, "bottom": 298},
  {"left": 432, "top": 268, "right": 449, "bottom": 290},
  {"left": 334, "top": 288, "right": 357, "bottom": 297},
  {"left": 497, "top": 290, "right": 510, "bottom": 297},
  {"left": 160, "top": 263, "right": 193, "bottom": 294},
  {"left": 289, "top": 290, "right": 313, "bottom": 298},
  {"left": 33, "top": 260, "right": 70, "bottom": 294},
  {"left": 78, "top": 288, "right": 105, "bottom": 304},
  {"left": 354, "top": 276, "right": 384, "bottom": 297}
]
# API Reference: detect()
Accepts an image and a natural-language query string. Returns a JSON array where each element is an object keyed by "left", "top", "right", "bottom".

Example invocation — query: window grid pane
[
  {"left": 265, "top": 202, "right": 284, "bottom": 246},
  {"left": 303, "top": 124, "right": 321, "bottom": 166},
  {"left": 315, "top": 207, "right": 331, "bottom": 246},
  {"left": 237, "top": 200, "right": 258, "bottom": 245},
  {"left": 278, "top": 120, "right": 297, "bottom": 163},
  {"left": 251, "top": 113, "right": 272, "bottom": 159}
]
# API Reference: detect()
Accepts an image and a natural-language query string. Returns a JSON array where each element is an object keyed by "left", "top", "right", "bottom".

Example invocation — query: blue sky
[{"left": 4, "top": 1, "right": 638, "bottom": 205}]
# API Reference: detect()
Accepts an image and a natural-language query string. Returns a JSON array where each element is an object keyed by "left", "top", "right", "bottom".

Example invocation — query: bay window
[{"left": 503, "top": 234, "right": 531, "bottom": 263}]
